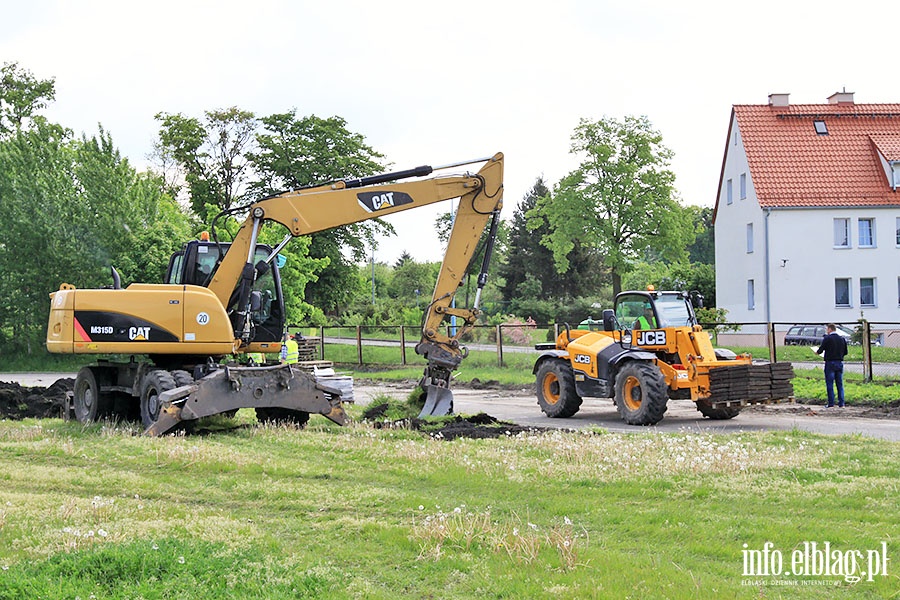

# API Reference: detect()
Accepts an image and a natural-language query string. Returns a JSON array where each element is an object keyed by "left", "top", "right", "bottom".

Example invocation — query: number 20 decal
[{"left": 196, "top": 312, "right": 210, "bottom": 325}]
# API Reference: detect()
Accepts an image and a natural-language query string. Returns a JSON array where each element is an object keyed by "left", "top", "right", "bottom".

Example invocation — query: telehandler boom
[{"left": 47, "top": 153, "right": 504, "bottom": 435}]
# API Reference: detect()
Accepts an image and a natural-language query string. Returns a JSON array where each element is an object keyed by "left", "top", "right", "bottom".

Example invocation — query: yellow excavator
[{"left": 46, "top": 153, "right": 504, "bottom": 435}]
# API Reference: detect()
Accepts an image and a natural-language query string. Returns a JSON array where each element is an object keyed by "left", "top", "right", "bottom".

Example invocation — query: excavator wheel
[
  {"left": 536, "top": 359, "right": 582, "bottom": 418},
  {"left": 73, "top": 367, "right": 113, "bottom": 424},
  {"left": 695, "top": 400, "right": 741, "bottom": 420},
  {"left": 140, "top": 370, "right": 177, "bottom": 430},
  {"left": 613, "top": 361, "right": 668, "bottom": 425},
  {"left": 255, "top": 408, "right": 310, "bottom": 428}
]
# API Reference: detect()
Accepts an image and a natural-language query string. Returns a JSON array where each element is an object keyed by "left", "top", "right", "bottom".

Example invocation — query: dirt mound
[
  {"left": 0, "top": 378, "right": 72, "bottom": 420},
  {"left": 415, "top": 413, "right": 548, "bottom": 441},
  {"left": 363, "top": 402, "right": 549, "bottom": 440}
]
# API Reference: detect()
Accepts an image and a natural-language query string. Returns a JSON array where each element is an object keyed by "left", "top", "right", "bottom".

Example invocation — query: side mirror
[
  {"left": 690, "top": 291, "right": 704, "bottom": 309},
  {"left": 602, "top": 309, "right": 617, "bottom": 332},
  {"left": 249, "top": 290, "right": 262, "bottom": 312}
]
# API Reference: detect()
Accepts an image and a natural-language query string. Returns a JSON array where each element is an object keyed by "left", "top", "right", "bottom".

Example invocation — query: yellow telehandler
[{"left": 534, "top": 289, "right": 793, "bottom": 425}]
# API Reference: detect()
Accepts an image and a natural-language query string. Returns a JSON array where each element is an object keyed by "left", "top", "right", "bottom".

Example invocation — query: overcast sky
[{"left": 2, "top": 0, "right": 895, "bottom": 264}]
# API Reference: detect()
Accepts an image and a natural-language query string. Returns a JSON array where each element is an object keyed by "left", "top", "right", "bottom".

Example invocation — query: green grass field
[{"left": 0, "top": 405, "right": 898, "bottom": 599}]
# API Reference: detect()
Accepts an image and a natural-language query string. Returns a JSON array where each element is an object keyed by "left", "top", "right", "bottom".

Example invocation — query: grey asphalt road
[
  {"left": 3, "top": 373, "right": 898, "bottom": 441},
  {"left": 354, "top": 382, "right": 900, "bottom": 441}
]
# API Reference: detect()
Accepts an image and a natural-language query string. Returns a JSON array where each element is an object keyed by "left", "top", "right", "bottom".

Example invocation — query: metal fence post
[
  {"left": 400, "top": 325, "right": 407, "bottom": 365},
  {"left": 768, "top": 323, "right": 776, "bottom": 363},
  {"left": 319, "top": 326, "right": 325, "bottom": 360},
  {"left": 496, "top": 324, "right": 504, "bottom": 367},
  {"left": 356, "top": 325, "right": 363, "bottom": 365}
]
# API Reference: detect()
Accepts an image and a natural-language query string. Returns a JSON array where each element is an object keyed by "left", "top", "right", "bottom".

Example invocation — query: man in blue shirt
[{"left": 815, "top": 323, "right": 848, "bottom": 407}]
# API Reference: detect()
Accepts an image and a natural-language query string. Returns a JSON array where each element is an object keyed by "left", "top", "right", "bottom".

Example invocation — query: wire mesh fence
[{"left": 291, "top": 320, "right": 900, "bottom": 383}]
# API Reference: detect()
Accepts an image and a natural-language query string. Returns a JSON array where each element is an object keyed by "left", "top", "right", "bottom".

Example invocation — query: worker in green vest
[
  {"left": 246, "top": 352, "right": 265, "bottom": 366},
  {"left": 281, "top": 334, "right": 299, "bottom": 364},
  {"left": 635, "top": 305, "right": 657, "bottom": 330}
]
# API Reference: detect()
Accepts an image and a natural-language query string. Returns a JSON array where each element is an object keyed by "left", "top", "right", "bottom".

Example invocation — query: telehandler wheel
[
  {"left": 140, "top": 370, "right": 177, "bottom": 429},
  {"left": 536, "top": 359, "right": 582, "bottom": 418},
  {"left": 614, "top": 361, "right": 668, "bottom": 425},
  {"left": 255, "top": 408, "right": 310, "bottom": 427},
  {"left": 73, "top": 367, "right": 113, "bottom": 424},
  {"left": 695, "top": 400, "right": 741, "bottom": 420}
]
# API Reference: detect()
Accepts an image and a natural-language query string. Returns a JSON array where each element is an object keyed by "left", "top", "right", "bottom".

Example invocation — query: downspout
[{"left": 764, "top": 208, "right": 772, "bottom": 322}]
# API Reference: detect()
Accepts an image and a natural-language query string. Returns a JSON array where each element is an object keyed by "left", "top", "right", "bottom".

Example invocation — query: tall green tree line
[{"left": 0, "top": 63, "right": 194, "bottom": 354}]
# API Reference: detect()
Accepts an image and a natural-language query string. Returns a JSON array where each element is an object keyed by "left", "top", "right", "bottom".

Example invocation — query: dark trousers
[{"left": 824, "top": 360, "right": 845, "bottom": 407}]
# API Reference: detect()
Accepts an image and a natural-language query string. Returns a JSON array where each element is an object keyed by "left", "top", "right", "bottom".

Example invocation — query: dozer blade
[
  {"left": 144, "top": 364, "right": 347, "bottom": 436},
  {"left": 418, "top": 384, "right": 454, "bottom": 418}
]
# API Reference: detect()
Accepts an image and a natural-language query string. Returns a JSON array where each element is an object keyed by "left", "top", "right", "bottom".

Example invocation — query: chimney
[
  {"left": 828, "top": 89, "right": 855, "bottom": 105},
  {"left": 768, "top": 93, "right": 790, "bottom": 107}
]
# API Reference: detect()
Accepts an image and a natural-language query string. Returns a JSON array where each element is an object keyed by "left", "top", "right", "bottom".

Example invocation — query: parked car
[{"left": 784, "top": 324, "right": 853, "bottom": 346}]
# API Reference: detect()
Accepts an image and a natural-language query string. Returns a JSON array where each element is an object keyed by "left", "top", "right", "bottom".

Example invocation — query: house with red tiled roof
[{"left": 713, "top": 91, "right": 900, "bottom": 344}]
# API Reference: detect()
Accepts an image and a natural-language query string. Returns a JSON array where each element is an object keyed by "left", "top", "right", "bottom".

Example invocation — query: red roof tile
[
  {"left": 869, "top": 133, "right": 900, "bottom": 161},
  {"left": 733, "top": 103, "right": 900, "bottom": 208}
]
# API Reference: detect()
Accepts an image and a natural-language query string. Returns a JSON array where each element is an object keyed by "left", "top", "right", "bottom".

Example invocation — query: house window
[
  {"left": 835, "top": 278, "right": 851, "bottom": 307},
  {"left": 860, "top": 278, "right": 876, "bottom": 307},
  {"left": 896, "top": 217, "right": 900, "bottom": 246},
  {"left": 897, "top": 277, "right": 900, "bottom": 305},
  {"left": 746, "top": 223, "right": 754, "bottom": 253},
  {"left": 814, "top": 120, "right": 828, "bottom": 135},
  {"left": 740, "top": 173, "right": 747, "bottom": 199},
  {"left": 747, "top": 279, "right": 755, "bottom": 310},
  {"left": 833, "top": 218, "right": 850, "bottom": 248},
  {"left": 859, "top": 218, "right": 875, "bottom": 247},
  {"left": 726, "top": 179, "right": 733, "bottom": 205}
]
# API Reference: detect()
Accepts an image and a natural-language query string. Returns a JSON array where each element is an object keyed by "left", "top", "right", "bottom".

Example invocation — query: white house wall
[
  {"left": 715, "top": 114, "right": 767, "bottom": 324},
  {"left": 768, "top": 208, "right": 900, "bottom": 324}
]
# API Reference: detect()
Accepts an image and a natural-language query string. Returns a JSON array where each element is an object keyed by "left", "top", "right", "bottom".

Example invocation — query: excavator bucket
[
  {"left": 418, "top": 384, "right": 454, "bottom": 418},
  {"left": 144, "top": 364, "right": 347, "bottom": 436}
]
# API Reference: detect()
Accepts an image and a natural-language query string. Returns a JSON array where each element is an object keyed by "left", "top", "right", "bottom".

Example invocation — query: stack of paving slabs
[
  {"left": 768, "top": 362, "right": 794, "bottom": 399},
  {"left": 708, "top": 362, "right": 794, "bottom": 404}
]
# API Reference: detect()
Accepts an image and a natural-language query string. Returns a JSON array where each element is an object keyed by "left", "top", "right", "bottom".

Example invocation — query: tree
[
  {"left": 531, "top": 116, "right": 694, "bottom": 295},
  {"left": 154, "top": 107, "right": 257, "bottom": 219},
  {"left": 686, "top": 205, "right": 714, "bottom": 265},
  {"left": 0, "top": 62, "right": 55, "bottom": 135},
  {"left": 251, "top": 111, "right": 390, "bottom": 315},
  {"left": 499, "top": 177, "right": 606, "bottom": 304},
  {"left": 0, "top": 120, "right": 192, "bottom": 354}
]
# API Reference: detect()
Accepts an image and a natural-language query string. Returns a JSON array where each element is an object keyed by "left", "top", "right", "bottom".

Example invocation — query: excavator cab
[{"left": 164, "top": 240, "right": 285, "bottom": 343}]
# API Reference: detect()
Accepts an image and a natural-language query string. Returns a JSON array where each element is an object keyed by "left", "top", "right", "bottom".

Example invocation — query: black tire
[
  {"left": 255, "top": 407, "right": 310, "bottom": 427},
  {"left": 535, "top": 359, "right": 582, "bottom": 418},
  {"left": 170, "top": 370, "right": 194, "bottom": 388},
  {"left": 73, "top": 367, "right": 113, "bottom": 423},
  {"left": 140, "top": 370, "right": 177, "bottom": 429},
  {"left": 696, "top": 400, "right": 741, "bottom": 420},
  {"left": 613, "top": 361, "right": 668, "bottom": 425}
]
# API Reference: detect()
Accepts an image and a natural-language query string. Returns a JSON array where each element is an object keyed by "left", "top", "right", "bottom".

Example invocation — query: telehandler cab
[{"left": 534, "top": 289, "right": 793, "bottom": 425}]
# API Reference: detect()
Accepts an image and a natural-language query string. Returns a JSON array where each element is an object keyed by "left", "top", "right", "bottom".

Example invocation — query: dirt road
[{"left": 2, "top": 374, "right": 898, "bottom": 441}]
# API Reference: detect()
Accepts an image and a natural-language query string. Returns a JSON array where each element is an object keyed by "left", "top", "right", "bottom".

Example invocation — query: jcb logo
[
  {"left": 573, "top": 354, "right": 592, "bottom": 364},
  {"left": 128, "top": 326, "right": 151, "bottom": 341},
  {"left": 636, "top": 330, "right": 666, "bottom": 346}
]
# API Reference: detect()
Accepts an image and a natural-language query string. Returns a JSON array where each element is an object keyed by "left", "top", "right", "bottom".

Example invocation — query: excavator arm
[{"left": 209, "top": 152, "right": 504, "bottom": 415}]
